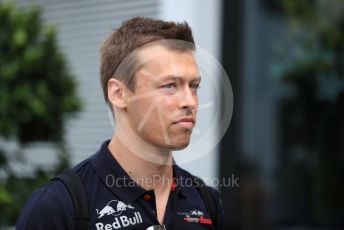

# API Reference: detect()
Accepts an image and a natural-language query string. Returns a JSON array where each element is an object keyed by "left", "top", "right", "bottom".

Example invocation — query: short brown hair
[{"left": 99, "top": 17, "right": 195, "bottom": 105}]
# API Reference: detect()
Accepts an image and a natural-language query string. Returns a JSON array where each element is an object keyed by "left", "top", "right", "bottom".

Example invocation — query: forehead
[{"left": 136, "top": 44, "right": 199, "bottom": 80}]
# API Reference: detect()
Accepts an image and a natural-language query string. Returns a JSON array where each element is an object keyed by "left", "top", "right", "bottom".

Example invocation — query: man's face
[{"left": 124, "top": 44, "right": 200, "bottom": 150}]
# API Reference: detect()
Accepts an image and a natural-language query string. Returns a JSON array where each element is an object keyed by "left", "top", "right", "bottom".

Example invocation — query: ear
[{"left": 108, "top": 78, "right": 127, "bottom": 109}]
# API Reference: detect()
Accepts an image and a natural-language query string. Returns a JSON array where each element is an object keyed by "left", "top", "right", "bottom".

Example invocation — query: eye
[
  {"left": 191, "top": 83, "right": 200, "bottom": 89},
  {"left": 162, "top": 83, "right": 177, "bottom": 88}
]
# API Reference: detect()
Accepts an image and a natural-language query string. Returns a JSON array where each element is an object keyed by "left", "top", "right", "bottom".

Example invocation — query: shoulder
[
  {"left": 174, "top": 165, "right": 225, "bottom": 229},
  {"left": 16, "top": 157, "right": 95, "bottom": 230},
  {"left": 16, "top": 180, "right": 74, "bottom": 230},
  {"left": 203, "top": 185, "right": 225, "bottom": 229}
]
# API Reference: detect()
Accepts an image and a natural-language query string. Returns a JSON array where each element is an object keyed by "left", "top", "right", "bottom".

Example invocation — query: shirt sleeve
[{"left": 16, "top": 180, "right": 75, "bottom": 230}]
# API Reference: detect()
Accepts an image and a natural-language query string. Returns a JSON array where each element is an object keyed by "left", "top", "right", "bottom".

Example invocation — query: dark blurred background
[
  {"left": 221, "top": 0, "right": 344, "bottom": 229},
  {"left": 0, "top": 0, "right": 343, "bottom": 229}
]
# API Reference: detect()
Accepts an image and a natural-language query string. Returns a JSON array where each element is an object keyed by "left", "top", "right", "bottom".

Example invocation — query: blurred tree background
[
  {"left": 276, "top": 0, "right": 344, "bottom": 226},
  {"left": 0, "top": 1, "right": 81, "bottom": 226}
]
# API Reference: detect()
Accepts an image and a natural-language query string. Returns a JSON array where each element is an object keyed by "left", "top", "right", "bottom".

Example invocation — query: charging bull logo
[{"left": 96, "top": 200, "right": 134, "bottom": 219}]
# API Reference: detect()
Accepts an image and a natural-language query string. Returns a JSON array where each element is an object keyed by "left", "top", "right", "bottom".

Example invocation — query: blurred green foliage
[
  {"left": 278, "top": 0, "right": 344, "bottom": 102},
  {"left": 277, "top": 0, "right": 344, "bottom": 225},
  {"left": 0, "top": 1, "right": 81, "bottom": 142},
  {"left": 0, "top": 1, "right": 81, "bottom": 225}
]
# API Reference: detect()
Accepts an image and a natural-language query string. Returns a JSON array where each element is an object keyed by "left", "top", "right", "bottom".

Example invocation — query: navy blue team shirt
[{"left": 16, "top": 140, "right": 224, "bottom": 229}]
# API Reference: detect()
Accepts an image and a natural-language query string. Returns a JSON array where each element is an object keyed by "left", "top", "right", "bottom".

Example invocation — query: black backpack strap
[
  {"left": 53, "top": 168, "right": 90, "bottom": 230},
  {"left": 192, "top": 176, "right": 218, "bottom": 229}
]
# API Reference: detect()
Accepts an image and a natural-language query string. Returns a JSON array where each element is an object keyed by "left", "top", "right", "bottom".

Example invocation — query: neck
[{"left": 108, "top": 132, "right": 173, "bottom": 193}]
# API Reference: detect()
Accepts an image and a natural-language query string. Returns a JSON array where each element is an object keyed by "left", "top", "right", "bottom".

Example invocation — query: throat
[{"left": 108, "top": 135, "right": 174, "bottom": 191}]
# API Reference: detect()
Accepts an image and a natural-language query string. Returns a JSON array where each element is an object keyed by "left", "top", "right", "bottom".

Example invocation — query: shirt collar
[
  {"left": 90, "top": 140, "right": 190, "bottom": 203},
  {"left": 171, "top": 164, "right": 189, "bottom": 198},
  {"left": 90, "top": 140, "right": 147, "bottom": 204}
]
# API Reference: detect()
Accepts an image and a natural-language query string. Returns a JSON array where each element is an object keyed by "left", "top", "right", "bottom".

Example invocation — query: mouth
[{"left": 173, "top": 118, "right": 195, "bottom": 129}]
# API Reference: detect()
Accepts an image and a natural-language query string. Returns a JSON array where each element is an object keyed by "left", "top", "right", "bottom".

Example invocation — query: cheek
[
  {"left": 126, "top": 93, "right": 180, "bottom": 133},
  {"left": 195, "top": 97, "right": 199, "bottom": 111},
  {"left": 127, "top": 97, "right": 166, "bottom": 131},
  {"left": 155, "top": 96, "right": 178, "bottom": 121},
  {"left": 194, "top": 94, "right": 198, "bottom": 105},
  {"left": 126, "top": 100, "right": 148, "bottom": 127}
]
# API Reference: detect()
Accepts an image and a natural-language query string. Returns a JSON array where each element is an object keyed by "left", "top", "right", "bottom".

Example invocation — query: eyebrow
[{"left": 158, "top": 75, "right": 202, "bottom": 82}]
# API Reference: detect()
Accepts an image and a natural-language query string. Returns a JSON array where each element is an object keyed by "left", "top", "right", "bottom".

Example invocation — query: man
[{"left": 16, "top": 17, "right": 224, "bottom": 229}]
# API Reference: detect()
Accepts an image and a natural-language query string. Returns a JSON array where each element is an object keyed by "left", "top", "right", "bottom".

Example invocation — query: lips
[
  {"left": 173, "top": 117, "right": 195, "bottom": 129},
  {"left": 178, "top": 118, "right": 194, "bottom": 123}
]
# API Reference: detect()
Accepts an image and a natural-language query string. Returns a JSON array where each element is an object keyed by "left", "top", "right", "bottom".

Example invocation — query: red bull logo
[
  {"left": 95, "top": 200, "right": 143, "bottom": 229},
  {"left": 96, "top": 200, "right": 135, "bottom": 218},
  {"left": 95, "top": 212, "right": 143, "bottom": 230}
]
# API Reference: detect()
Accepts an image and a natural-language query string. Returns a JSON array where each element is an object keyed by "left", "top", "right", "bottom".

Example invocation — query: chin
[
  {"left": 147, "top": 132, "right": 192, "bottom": 150},
  {"left": 168, "top": 139, "right": 191, "bottom": 150},
  {"left": 172, "top": 145, "right": 189, "bottom": 151}
]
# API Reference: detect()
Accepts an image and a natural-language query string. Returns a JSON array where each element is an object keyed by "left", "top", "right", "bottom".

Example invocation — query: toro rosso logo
[
  {"left": 96, "top": 200, "right": 134, "bottom": 219},
  {"left": 177, "top": 209, "right": 212, "bottom": 225}
]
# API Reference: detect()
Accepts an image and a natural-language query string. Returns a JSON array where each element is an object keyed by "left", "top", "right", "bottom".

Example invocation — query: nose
[{"left": 179, "top": 85, "right": 197, "bottom": 110}]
